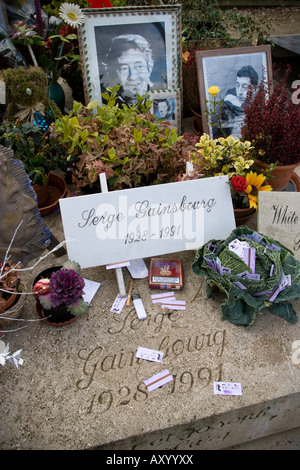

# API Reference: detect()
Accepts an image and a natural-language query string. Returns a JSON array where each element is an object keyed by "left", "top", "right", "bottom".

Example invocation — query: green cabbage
[{"left": 192, "top": 225, "right": 300, "bottom": 328}]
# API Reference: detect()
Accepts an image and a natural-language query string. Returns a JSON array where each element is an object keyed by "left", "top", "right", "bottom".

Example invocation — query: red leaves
[{"left": 241, "top": 66, "right": 300, "bottom": 165}]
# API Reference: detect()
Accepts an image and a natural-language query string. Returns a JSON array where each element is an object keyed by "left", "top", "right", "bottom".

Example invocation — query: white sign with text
[
  {"left": 258, "top": 191, "right": 300, "bottom": 261},
  {"left": 59, "top": 176, "right": 235, "bottom": 268}
]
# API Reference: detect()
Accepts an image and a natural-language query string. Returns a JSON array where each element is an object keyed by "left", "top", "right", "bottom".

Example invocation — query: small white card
[
  {"left": 213, "top": 382, "right": 242, "bottom": 396},
  {"left": 127, "top": 259, "right": 148, "bottom": 278},
  {"left": 82, "top": 279, "right": 101, "bottom": 304},
  {"left": 161, "top": 300, "right": 186, "bottom": 310},
  {"left": 151, "top": 292, "right": 176, "bottom": 303},
  {"left": 144, "top": 369, "right": 173, "bottom": 392},
  {"left": 110, "top": 293, "right": 127, "bottom": 314},
  {"left": 228, "top": 239, "right": 250, "bottom": 259},
  {"left": 136, "top": 346, "right": 164, "bottom": 363}
]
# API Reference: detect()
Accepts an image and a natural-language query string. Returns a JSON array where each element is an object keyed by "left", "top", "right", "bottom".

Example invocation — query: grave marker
[
  {"left": 59, "top": 175, "right": 236, "bottom": 269},
  {"left": 258, "top": 191, "right": 300, "bottom": 260}
]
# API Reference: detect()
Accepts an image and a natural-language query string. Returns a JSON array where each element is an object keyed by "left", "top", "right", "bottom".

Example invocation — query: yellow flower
[
  {"left": 208, "top": 86, "right": 220, "bottom": 97},
  {"left": 245, "top": 172, "right": 272, "bottom": 210}
]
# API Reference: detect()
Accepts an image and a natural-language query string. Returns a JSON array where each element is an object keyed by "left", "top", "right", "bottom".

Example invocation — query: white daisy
[{"left": 59, "top": 3, "right": 85, "bottom": 29}]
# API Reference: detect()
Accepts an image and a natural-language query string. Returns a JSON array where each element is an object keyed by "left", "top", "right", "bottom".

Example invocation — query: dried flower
[
  {"left": 0, "top": 341, "right": 23, "bottom": 368},
  {"left": 182, "top": 51, "right": 191, "bottom": 64}
]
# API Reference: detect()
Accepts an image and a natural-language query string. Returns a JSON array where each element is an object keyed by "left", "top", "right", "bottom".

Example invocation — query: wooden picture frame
[
  {"left": 78, "top": 5, "right": 182, "bottom": 124},
  {"left": 195, "top": 45, "right": 273, "bottom": 139}
]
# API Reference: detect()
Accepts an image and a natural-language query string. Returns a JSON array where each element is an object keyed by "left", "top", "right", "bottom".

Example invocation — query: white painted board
[{"left": 59, "top": 176, "right": 235, "bottom": 268}]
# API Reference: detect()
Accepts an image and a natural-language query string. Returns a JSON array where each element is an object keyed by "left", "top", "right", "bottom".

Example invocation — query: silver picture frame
[{"left": 78, "top": 5, "right": 182, "bottom": 126}]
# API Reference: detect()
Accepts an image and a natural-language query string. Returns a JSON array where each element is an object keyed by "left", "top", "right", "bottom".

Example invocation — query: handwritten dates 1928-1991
[
  {"left": 124, "top": 225, "right": 182, "bottom": 244},
  {"left": 85, "top": 363, "right": 223, "bottom": 415}
]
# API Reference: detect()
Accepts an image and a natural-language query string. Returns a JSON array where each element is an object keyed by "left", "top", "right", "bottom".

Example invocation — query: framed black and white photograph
[
  {"left": 78, "top": 5, "right": 182, "bottom": 113},
  {"left": 150, "top": 90, "right": 180, "bottom": 130},
  {"left": 195, "top": 45, "right": 273, "bottom": 139}
]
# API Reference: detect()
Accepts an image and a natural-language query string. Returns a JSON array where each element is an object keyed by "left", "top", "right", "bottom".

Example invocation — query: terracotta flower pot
[
  {"left": 36, "top": 301, "right": 77, "bottom": 327},
  {"left": 255, "top": 160, "right": 300, "bottom": 191},
  {"left": 234, "top": 207, "right": 256, "bottom": 227},
  {"left": 191, "top": 107, "right": 203, "bottom": 135},
  {"left": 0, "top": 287, "right": 25, "bottom": 329},
  {"left": 38, "top": 173, "right": 68, "bottom": 217},
  {"left": 33, "top": 182, "right": 49, "bottom": 208}
]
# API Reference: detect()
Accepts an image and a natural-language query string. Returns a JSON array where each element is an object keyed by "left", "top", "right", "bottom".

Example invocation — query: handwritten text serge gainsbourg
[{"left": 78, "top": 195, "right": 216, "bottom": 230}]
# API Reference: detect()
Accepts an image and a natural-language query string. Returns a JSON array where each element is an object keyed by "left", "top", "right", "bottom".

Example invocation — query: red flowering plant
[
  {"left": 230, "top": 173, "right": 272, "bottom": 210},
  {"left": 241, "top": 66, "right": 300, "bottom": 166}
]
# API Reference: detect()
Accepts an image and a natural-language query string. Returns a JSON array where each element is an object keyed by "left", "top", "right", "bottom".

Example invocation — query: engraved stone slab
[
  {"left": 0, "top": 211, "right": 299, "bottom": 450},
  {"left": 258, "top": 191, "right": 300, "bottom": 261}
]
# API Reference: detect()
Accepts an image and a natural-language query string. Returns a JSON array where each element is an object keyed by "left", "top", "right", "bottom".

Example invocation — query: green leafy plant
[
  {"left": 193, "top": 226, "right": 300, "bottom": 328},
  {"left": 0, "top": 120, "right": 68, "bottom": 186},
  {"left": 190, "top": 133, "right": 254, "bottom": 178},
  {"left": 51, "top": 86, "right": 196, "bottom": 193},
  {"left": 189, "top": 133, "right": 273, "bottom": 210}
]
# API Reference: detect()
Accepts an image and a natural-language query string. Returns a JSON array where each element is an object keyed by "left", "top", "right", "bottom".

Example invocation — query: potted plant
[
  {"left": 0, "top": 120, "right": 68, "bottom": 209},
  {"left": 241, "top": 66, "right": 300, "bottom": 190},
  {"left": 0, "top": 260, "right": 24, "bottom": 329},
  {"left": 50, "top": 86, "right": 197, "bottom": 194},
  {"left": 32, "top": 260, "right": 89, "bottom": 327},
  {"left": 189, "top": 133, "right": 272, "bottom": 224}
]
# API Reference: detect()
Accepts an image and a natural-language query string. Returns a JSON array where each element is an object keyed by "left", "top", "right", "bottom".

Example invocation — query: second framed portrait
[
  {"left": 195, "top": 45, "right": 273, "bottom": 139},
  {"left": 150, "top": 90, "right": 181, "bottom": 130},
  {"left": 78, "top": 5, "right": 182, "bottom": 116}
]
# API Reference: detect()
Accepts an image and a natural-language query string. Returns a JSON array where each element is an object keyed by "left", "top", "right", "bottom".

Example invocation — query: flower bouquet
[
  {"left": 230, "top": 172, "right": 272, "bottom": 210},
  {"left": 192, "top": 226, "right": 300, "bottom": 328}
]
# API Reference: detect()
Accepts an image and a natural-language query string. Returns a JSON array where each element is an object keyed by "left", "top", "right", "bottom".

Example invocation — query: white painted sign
[
  {"left": 258, "top": 192, "right": 300, "bottom": 261},
  {"left": 59, "top": 176, "right": 235, "bottom": 268}
]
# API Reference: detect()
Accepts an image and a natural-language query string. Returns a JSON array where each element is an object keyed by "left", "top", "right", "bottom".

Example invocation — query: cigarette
[{"left": 126, "top": 280, "right": 133, "bottom": 306}]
